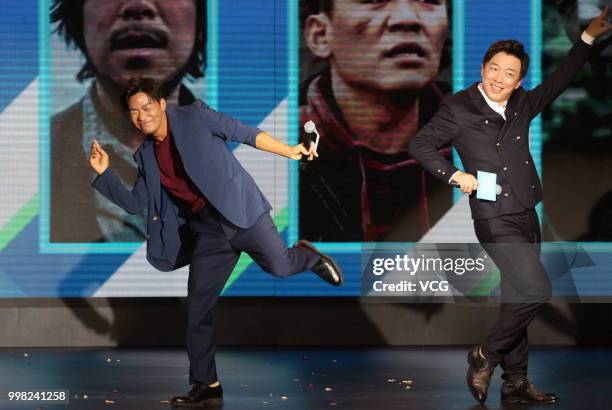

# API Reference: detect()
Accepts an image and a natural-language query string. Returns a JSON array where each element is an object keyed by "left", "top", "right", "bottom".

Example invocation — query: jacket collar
[{"left": 468, "top": 82, "right": 520, "bottom": 117}]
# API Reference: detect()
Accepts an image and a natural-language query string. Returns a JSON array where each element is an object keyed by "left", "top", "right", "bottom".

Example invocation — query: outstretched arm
[
  {"left": 89, "top": 140, "right": 148, "bottom": 215},
  {"left": 527, "top": 6, "right": 611, "bottom": 118},
  {"left": 197, "top": 100, "right": 317, "bottom": 161},
  {"left": 255, "top": 131, "right": 317, "bottom": 161}
]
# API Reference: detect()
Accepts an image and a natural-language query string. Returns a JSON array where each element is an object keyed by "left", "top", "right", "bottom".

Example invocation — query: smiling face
[
  {"left": 82, "top": 0, "right": 196, "bottom": 88},
  {"left": 127, "top": 92, "right": 167, "bottom": 136},
  {"left": 308, "top": 0, "right": 448, "bottom": 92},
  {"left": 480, "top": 52, "right": 523, "bottom": 104}
]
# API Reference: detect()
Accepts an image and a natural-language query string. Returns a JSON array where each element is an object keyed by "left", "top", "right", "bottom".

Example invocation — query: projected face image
[
  {"left": 82, "top": 0, "right": 196, "bottom": 88},
  {"left": 317, "top": 0, "right": 448, "bottom": 91}
]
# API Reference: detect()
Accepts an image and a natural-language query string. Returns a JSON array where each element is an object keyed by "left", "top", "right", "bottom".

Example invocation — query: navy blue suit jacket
[{"left": 92, "top": 100, "right": 271, "bottom": 271}]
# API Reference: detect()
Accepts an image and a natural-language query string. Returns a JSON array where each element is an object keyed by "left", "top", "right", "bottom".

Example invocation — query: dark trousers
[
  {"left": 185, "top": 207, "right": 319, "bottom": 385},
  {"left": 473, "top": 209, "right": 552, "bottom": 383}
]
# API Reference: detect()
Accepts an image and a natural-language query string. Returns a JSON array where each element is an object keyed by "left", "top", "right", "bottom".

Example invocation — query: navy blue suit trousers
[{"left": 185, "top": 207, "right": 319, "bottom": 384}]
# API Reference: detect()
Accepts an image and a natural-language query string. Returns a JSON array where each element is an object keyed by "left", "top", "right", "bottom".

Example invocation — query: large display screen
[{"left": 0, "top": 0, "right": 609, "bottom": 298}]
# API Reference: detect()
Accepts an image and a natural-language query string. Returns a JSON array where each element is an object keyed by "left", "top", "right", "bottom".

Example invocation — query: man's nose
[
  {"left": 387, "top": 0, "right": 422, "bottom": 33},
  {"left": 118, "top": 0, "right": 158, "bottom": 20}
]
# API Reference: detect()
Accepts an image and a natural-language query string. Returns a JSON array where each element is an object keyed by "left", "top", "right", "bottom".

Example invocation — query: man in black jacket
[{"left": 408, "top": 7, "right": 610, "bottom": 405}]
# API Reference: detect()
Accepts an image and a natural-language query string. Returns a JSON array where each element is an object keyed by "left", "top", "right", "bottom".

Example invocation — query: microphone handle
[
  {"left": 451, "top": 182, "right": 502, "bottom": 195},
  {"left": 299, "top": 131, "right": 314, "bottom": 168}
]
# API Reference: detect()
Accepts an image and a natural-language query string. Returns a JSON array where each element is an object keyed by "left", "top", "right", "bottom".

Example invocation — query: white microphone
[
  {"left": 303, "top": 120, "right": 320, "bottom": 153},
  {"left": 450, "top": 182, "right": 503, "bottom": 195}
]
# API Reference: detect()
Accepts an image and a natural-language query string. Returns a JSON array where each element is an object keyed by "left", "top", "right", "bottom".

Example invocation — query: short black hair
[
  {"left": 306, "top": 0, "right": 333, "bottom": 15},
  {"left": 50, "top": 0, "right": 207, "bottom": 82},
  {"left": 121, "top": 77, "right": 163, "bottom": 111},
  {"left": 483, "top": 40, "right": 530, "bottom": 79},
  {"left": 306, "top": 0, "right": 452, "bottom": 17},
  {"left": 301, "top": 0, "right": 453, "bottom": 79}
]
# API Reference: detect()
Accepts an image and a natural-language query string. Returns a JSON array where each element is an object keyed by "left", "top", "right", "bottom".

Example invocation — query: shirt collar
[{"left": 478, "top": 82, "right": 508, "bottom": 112}]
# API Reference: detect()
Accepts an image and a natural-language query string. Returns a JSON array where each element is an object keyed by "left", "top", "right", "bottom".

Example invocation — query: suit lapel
[
  {"left": 165, "top": 108, "right": 189, "bottom": 159},
  {"left": 140, "top": 138, "right": 161, "bottom": 211},
  {"left": 164, "top": 107, "right": 204, "bottom": 195},
  {"left": 468, "top": 83, "right": 499, "bottom": 119}
]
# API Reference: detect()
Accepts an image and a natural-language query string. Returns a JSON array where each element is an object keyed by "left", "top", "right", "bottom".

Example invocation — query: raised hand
[
  {"left": 585, "top": 5, "right": 612, "bottom": 38},
  {"left": 89, "top": 139, "right": 109, "bottom": 175}
]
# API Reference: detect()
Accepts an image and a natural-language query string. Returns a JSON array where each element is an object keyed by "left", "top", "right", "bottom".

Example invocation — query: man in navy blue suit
[{"left": 89, "top": 77, "right": 343, "bottom": 407}]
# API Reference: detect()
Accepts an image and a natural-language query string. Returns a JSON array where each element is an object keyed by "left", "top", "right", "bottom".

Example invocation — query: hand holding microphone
[
  {"left": 450, "top": 171, "right": 479, "bottom": 194},
  {"left": 295, "top": 121, "right": 320, "bottom": 165},
  {"left": 303, "top": 120, "right": 320, "bottom": 155},
  {"left": 451, "top": 170, "right": 502, "bottom": 198}
]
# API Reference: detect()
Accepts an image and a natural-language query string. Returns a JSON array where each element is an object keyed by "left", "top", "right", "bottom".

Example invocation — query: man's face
[
  {"left": 127, "top": 92, "right": 166, "bottom": 135},
  {"left": 323, "top": 0, "right": 448, "bottom": 92},
  {"left": 83, "top": 0, "right": 196, "bottom": 87},
  {"left": 480, "top": 52, "right": 523, "bottom": 103}
]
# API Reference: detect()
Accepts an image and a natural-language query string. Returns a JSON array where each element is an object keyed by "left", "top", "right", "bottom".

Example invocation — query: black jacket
[{"left": 408, "top": 38, "right": 594, "bottom": 220}]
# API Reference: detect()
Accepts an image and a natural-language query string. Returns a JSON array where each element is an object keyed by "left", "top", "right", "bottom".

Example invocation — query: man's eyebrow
[
  {"left": 489, "top": 62, "right": 517, "bottom": 72},
  {"left": 130, "top": 102, "right": 151, "bottom": 111}
]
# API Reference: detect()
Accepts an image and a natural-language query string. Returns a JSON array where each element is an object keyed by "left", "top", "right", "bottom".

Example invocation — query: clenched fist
[{"left": 89, "top": 140, "right": 109, "bottom": 175}]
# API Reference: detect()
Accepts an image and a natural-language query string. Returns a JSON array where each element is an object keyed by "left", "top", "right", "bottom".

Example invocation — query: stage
[{"left": 0, "top": 347, "right": 609, "bottom": 409}]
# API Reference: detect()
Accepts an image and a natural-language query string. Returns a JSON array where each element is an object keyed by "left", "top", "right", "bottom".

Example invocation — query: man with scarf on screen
[{"left": 299, "top": 0, "right": 452, "bottom": 242}]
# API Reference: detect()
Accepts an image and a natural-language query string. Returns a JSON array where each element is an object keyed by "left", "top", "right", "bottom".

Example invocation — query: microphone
[
  {"left": 303, "top": 120, "right": 320, "bottom": 153},
  {"left": 303, "top": 120, "right": 316, "bottom": 134},
  {"left": 451, "top": 182, "right": 502, "bottom": 195}
]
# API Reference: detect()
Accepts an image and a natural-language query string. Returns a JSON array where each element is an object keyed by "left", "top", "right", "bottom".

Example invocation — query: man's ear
[
  {"left": 514, "top": 79, "right": 523, "bottom": 90},
  {"left": 304, "top": 14, "right": 332, "bottom": 59},
  {"left": 160, "top": 98, "right": 167, "bottom": 112}
]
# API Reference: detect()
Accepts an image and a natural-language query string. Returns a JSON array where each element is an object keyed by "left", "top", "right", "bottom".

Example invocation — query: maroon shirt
[{"left": 154, "top": 131, "right": 206, "bottom": 214}]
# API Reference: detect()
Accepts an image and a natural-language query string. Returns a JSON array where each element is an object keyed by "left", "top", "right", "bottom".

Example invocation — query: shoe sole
[
  {"left": 171, "top": 397, "right": 223, "bottom": 408},
  {"left": 466, "top": 350, "right": 487, "bottom": 403}
]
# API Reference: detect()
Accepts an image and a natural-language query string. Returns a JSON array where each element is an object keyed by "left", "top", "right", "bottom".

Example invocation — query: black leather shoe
[
  {"left": 296, "top": 240, "right": 343, "bottom": 286},
  {"left": 466, "top": 345, "right": 494, "bottom": 403},
  {"left": 501, "top": 377, "right": 559, "bottom": 404},
  {"left": 170, "top": 383, "right": 223, "bottom": 407}
]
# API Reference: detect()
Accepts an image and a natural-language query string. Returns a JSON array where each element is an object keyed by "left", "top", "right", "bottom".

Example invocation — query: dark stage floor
[{"left": 0, "top": 347, "right": 610, "bottom": 409}]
